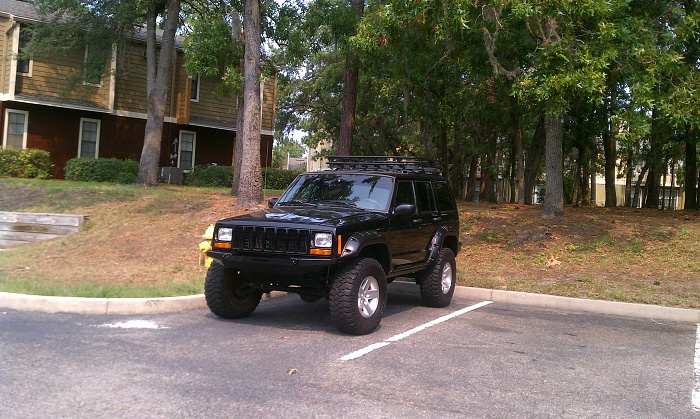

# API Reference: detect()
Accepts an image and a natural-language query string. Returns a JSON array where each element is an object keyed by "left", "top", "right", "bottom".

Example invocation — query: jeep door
[{"left": 387, "top": 180, "right": 435, "bottom": 266}]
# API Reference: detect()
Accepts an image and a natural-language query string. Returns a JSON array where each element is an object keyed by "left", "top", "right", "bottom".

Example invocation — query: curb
[{"left": 1, "top": 286, "right": 699, "bottom": 323}]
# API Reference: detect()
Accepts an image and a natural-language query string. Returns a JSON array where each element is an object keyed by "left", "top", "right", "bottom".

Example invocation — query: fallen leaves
[{"left": 545, "top": 255, "right": 561, "bottom": 267}]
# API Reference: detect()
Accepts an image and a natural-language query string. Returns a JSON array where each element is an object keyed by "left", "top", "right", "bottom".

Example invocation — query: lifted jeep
[{"left": 205, "top": 156, "right": 461, "bottom": 334}]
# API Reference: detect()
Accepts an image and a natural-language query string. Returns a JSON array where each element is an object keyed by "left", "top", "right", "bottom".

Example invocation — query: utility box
[{"left": 159, "top": 167, "right": 184, "bottom": 184}]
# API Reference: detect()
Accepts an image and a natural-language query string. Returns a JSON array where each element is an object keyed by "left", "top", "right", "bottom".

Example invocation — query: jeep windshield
[{"left": 277, "top": 173, "right": 394, "bottom": 212}]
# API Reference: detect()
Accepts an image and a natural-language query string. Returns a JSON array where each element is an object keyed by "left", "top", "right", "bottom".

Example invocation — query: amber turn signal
[{"left": 309, "top": 248, "right": 332, "bottom": 256}]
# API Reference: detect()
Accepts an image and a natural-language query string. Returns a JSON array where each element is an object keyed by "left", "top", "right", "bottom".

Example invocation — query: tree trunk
[
  {"left": 231, "top": 92, "right": 244, "bottom": 195},
  {"left": 684, "top": 129, "right": 698, "bottom": 210},
  {"left": 524, "top": 115, "right": 546, "bottom": 205},
  {"left": 513, "top": 112, "right": 525, "bottom": 204},
  {"left": 644, "top": 108, "right": 663, "bottom": 208},
  {"left": 337, "top": 0, "right": 365, "bottom": 155},
  {"left": 466, "top": 153, "right": 478, "bottom": 202},
  {"left": 580, "top": 144, "right": 590, "bottom": 206},
  {"left": 604, "top": 82, "right": 618, "bottom": 207},
  {"left": 230, "top": 13, "right": 244, "bottom": 195},
  {"left": 624, "top": 147, "right": 633, "bottom": 207},
  {"left": 571, "top": 148, "right": 581, "bottom": 206},
  {"left": 542, "top": 114, "right": 564, "bottom": 218},
  {"left": 235, "top": 0, "right": 263, "bottom": 208},
  {"left": 137, "top": 0, "right": 180, "bottom": 185},
  {"left": 451, "top": 126, "right": 465, "bottom": 199}
]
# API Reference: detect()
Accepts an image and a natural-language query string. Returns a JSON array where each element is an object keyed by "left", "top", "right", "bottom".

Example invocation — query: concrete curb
[
  {"left": 0, "top": 291, "right": 208, "bottom": 315},
  {"left": 1, "top": 285, "right": 699, "bottom": 323},
  {"left": 452, "top": 286, "right": 700, "bottom": 323}
]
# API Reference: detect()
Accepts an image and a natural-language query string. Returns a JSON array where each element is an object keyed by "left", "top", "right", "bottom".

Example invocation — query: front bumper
[{"left": 207, "top": 250, "right": 336, "bottom": 278}]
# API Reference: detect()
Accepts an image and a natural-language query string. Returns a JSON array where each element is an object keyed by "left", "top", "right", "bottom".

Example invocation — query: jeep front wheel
[
  {"left": 329, "top": 258, "right": 387, "bottom": 335},
  {"left": 418, "top": 248, "right": 456, "bottom": 308},
  {"left": 205, "top": 263, "right": 262, "bottom": 319}
]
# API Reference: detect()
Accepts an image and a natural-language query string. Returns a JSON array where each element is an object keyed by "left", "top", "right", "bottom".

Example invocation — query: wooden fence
[{"left": 0, "top": 212, "right": 88, "bottom": 248}]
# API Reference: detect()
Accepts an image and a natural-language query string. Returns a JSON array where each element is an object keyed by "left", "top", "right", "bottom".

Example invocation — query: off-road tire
[
  {"left": 329, "top": 258, "right": 387, "bottom": 335},
  {"left": 204, "top": 262, "right": 262, "bottom": 319},
  {"left": 417, "top": 248, "right": 456, "bottom": 308}
]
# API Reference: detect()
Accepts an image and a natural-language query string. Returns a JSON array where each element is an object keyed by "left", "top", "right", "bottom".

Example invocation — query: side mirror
[
  {"left": 393, "top": 203, "right": 416, "bottom": 216},
  {"left": 268, "top": 198, "right": 279, "bottom": 208}
]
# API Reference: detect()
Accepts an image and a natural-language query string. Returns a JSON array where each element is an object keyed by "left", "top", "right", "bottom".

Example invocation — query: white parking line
[
  {"left": 693, "top": 323, "right": 699, "bottom": 412},
  {"left": 340, "top": 301, "right": 493, "bottom": 361}
]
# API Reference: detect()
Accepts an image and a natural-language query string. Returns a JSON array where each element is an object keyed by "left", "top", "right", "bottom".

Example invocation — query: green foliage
[
  {"left": 64, "top": 158, "right": 138, "bottom": 184},
  {"left": 0, "top": 148, "right": 53, "bottom": 179},
  {"left": 261, "top": 167, "right": 302, "bottom": 190},
  {"left": 184, "top": 165, "right": 234, "bottom": 187},
  {"left": 184, "top": 165, "right": 301, "bottom": 190}
]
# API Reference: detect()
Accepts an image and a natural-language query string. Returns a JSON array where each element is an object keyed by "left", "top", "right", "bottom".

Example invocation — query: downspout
[
  {"left": 7, "top": 17, "right": 18, "bottom": 101},
  {"left": 108, "top": 44, "right": 117, "bottom": 112}
]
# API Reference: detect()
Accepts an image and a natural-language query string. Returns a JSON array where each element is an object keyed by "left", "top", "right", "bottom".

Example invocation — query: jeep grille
[{"left": 232, "top": 226, "right": 311, "bottom": 254}]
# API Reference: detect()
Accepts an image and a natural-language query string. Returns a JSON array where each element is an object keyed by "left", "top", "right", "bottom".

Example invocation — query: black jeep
[{"left": 205, "top": 156, "right": 461, "bottom": 334}]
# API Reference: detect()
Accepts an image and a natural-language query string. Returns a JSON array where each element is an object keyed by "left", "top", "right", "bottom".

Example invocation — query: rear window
[{"left": 434, "top": 181, "right": 455, "bottom": 212}]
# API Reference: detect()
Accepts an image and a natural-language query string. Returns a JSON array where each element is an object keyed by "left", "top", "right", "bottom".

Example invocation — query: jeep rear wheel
[
  {"left": 329, "top": 258, "right": 387, "bottom": 335},
  {"left": 418, "top": 248, "right": 456, "bottom": 308},
  {"left": 205, "top": 263, "right": 262, "bottom": 319}
]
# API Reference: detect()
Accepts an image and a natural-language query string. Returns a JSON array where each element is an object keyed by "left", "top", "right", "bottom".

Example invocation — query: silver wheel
[
  {"left": 358, "top": 276, "right": 380, "bottom": 318},
  {"left": 441, "top": 262, "right": 453, "bottom": 294}
]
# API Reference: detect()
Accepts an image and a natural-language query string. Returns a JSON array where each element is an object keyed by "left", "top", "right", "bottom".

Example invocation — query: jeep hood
[{"left": 218, "top": 207, "right": 387, "bottom": 228}]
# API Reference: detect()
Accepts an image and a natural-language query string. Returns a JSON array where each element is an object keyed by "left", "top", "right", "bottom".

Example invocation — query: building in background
[{"left": 0, "top": 0, "right": 276, "bottom": 180}]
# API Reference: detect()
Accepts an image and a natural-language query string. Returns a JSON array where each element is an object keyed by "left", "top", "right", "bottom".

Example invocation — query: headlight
[
  {"left": 216, "top": 227, "right": 233, "bottom": 242},
  {"left": 314, "top": 232, "right": 333, "bottom": 248}
]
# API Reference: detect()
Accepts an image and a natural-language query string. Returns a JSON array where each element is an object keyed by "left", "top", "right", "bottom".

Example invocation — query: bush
[
  {"left": 262, "top": 167, "right": 302, "bottom": 190},
  {"left": 185, "top": 165, "right": 234, "bottom": 187},
  {"left": 184, "top": 165, "right": 302, "bottom": 190},
  {"left": 64, "top": 158, "right": 138, "bottom": 183},
  {"left": 0, "top": 148, "right": 53, "bottom": 179}
]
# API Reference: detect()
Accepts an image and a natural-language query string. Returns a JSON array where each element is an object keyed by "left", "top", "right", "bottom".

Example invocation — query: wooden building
[{"left": 0, "top": 0, "right": 276, "bottom": 179}]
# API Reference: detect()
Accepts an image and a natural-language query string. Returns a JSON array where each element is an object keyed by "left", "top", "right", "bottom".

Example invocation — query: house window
[
  {"left": 78, "top": 118, "right": 100, "bottom": 158},
  {"left": 83, "top": 45, "right": 105, "bottom": 86},
  {"left": 17, "top": 24, "right": 32, "bottom": 76},
  {"left": 178, "top": 131, "right": 196, "bottom": 171},
  {"left": 3, "top": 110, "right": 28, "bottom": 149},
  {"left": 190, "top": 74, "right": 200, "bottom": 102}
]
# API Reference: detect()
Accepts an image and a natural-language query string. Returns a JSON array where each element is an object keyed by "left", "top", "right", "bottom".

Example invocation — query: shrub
[
  {"left": 184, "top": 165, "right": 302, "bottom": 190},
  {"left": 262, "top": 167, "right": 302, "bottom": 190},
  {"left": 185, "top": 165, "right": 234, "bottom": 187},
  {"left": 0, "top": 148, "right": 53, "bottom": 179},
  {"left": 64, "top": 158, "right": 138, "bottom": 183}
]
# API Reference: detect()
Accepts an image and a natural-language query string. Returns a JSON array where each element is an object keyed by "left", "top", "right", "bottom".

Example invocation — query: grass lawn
[{"left": 1, "top": 178, "right": 699, "bottom": 308}]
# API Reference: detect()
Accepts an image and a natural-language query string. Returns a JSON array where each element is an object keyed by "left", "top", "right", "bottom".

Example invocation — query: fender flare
[
  {"left": 427, "top": 226, "right": 458, "bottom": 264},
  {"left": 340, "top": 230, "right": 387, "bottom": 260}
]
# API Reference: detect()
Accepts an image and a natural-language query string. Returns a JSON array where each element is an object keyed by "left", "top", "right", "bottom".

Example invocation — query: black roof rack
[{"left": 327, "top": 156, "right": 440, "bottom": 174}]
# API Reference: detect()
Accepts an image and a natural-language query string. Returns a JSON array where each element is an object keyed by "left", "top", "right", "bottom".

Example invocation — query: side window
[
  {"left": 415, "top": 181, "right": 436, "bottom": 213},
  {"left": 178, "top": 130, "right": 196, "bottom": 171},
  {"left": 17, "top": 24, "right": 32, "bottom": 76},
  {"left": 434, "top": 181, "right": 456, "bottom": 212},
  {"left": 395, "top": 180, "right": 415, "bottom": 206},
  {"left": 78, "top": 118, "right": 100, "bottom": 158},
  {"left": 83, "top": 44, "right": 105, "bottom": 86},
  {"left": 190, "top": 74, "right": 200, "bottom": 102},
  {"left": 3, "top": 109, "right": 28, "bottom": 149}
]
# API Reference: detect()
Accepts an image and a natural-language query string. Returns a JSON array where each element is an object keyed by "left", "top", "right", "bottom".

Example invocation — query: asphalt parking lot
[{"left": 1, "top": 285, "right": 699, "bottom": 418}]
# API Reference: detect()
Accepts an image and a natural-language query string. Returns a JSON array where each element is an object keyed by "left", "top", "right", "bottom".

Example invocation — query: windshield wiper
[
  {"left": 317, "top": 200, "right": 358, "bottom": 208},
  {"left": 278, "top": 200, "right": 317, "bottom": 207}
]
